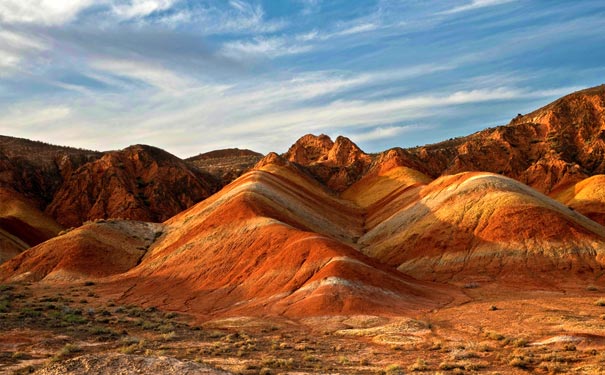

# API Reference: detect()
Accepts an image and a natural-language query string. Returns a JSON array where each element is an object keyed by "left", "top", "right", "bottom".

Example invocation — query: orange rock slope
[
  {"left": 551, "top": 175, "right": 605, "bottom": 226},
  {"left": 109, "top": 154, "right": 454, "bottom": 318}
]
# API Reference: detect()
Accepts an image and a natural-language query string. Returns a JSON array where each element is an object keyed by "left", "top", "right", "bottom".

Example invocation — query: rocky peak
[
  {"left": 283, "top": 134, "right": 373, "bottom": 192},
  {"left": 285, "top": 134, "right": 335, "bottom": 164},
  {"left": 254, "top": 152, "right": 289, "bottom": 169}
]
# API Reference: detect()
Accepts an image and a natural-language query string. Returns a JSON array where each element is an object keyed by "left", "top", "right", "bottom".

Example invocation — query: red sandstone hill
[
  {"left": 354, "top": 170, "right": 605, "bottom": 283},
  {"left": 0, "top": 155, "right": 455, "bottom": 317},
  {"left": 46, "top": 145, "right": 220, "bottom": 228},
  {"left": 1, "top": 219, "right": 162, "bottom": 282}
]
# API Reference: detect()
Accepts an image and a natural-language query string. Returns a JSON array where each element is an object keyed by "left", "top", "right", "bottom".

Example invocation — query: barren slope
[
  {"left": 0, "top": 188, "right": 62, "bottom": 263},
  {"left": 284, "top": 134, "right": 373, "bottom": 192},
  {"left": 110, "top": 154, "right": 453, "bottom": 318},
  {"left": 408, "top": 84, "right": 605, "bottom": 194},
  {"left": 358, "top": 172, "right": 605, "bottom": 282},
  {"left": 0, "top": 135, "right": 101, "bottom": 207},
  {"left": 551, "top": 175, "right": 605, "bottom": 226},
  {"left": 186, "top": 148, "right": 263, "bottom": 186},
  {"left": 0, "top": 220, "right": 163, "bottom": 282}
]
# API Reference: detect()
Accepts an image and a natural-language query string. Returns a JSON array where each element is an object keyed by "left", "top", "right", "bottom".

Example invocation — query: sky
[{"left": 0, "top": 0, "right": 604, "bottom": 157}]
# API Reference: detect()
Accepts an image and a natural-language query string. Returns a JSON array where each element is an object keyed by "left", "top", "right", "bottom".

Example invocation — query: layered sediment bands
[
  {"left": 0, "top": 188, "right": 62, "bottom": 263},
  {"left": 110, "top": 159, "right": 453, "bottom": 318},
  {"left": 552, "top": 175, "right": 605, "bottom": 226},
  {"left": 358, "top": 172, "right": 605, "bottom": 281},
  {"left": 0, "top": 220, "right": 163, "bottom": 282}
]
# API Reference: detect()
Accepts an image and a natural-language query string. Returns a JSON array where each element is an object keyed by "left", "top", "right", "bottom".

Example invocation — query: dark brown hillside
[
  {"left": 46, "top": 145, "right": 219, "bottom": 227},
  {"left": 186, "top": 148, "right": 263, "bottom": 186},
  {"left": 0, "top": 135, "right": 101, "bottom": 207}
]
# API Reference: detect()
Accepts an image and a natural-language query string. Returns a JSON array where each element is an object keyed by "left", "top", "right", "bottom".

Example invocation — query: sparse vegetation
[{"left": 408, "top": 358, "right": 428, "bottom": 371}]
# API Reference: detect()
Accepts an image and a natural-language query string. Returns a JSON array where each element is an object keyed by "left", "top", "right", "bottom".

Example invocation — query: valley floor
[{"left": 3, "top": 281, "right": 605, "bottom": 374}]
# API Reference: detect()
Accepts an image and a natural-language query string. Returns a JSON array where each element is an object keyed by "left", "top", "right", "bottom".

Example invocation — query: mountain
[
  {"left": 3, "top": 84, "right": 605, "bottom": 318},
  {"left": 355, "top": 170, "right": 605, "bottom": 282},
  {"left": 186, "top": 148, "right": 263, "bottom": 186},
  {"left": 1, "top": 153, "right": 454, "bottom": 317},
  {"left": 46, "top": 145, "right": 219, "bottom": 228},
  {"left": 0, "top": 135, "right": 101, "bottom": 207},
  {"left": 407, "top": 84, "right": 605, "bottom": 194},
  {"left": 104, "top": 154, "right": 453, "bottom": 317}
]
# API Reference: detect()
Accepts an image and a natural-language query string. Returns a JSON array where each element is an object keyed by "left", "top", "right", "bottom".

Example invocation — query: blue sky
[{"left": 0, "top": 0, "right": 604, "bottom": 157}]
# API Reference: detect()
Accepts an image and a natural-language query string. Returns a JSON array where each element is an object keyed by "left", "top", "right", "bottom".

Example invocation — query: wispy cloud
[
  {"left": 0, "top": 1, "right": 604, "bottom": 157},
  {"left": 220, "top": 37, "right": 312, "bottom": 60},
  {"left": 0, "top": 0, "right": 95, "bottom": 25},
  {"left": 0, "top": 105, "right": 72, "bottom": 128},
  {"left": 350, "top": 125, "right": 434, "bottom": 142},
  {"left": 0, "top": 29, "right": 45, "bottom": 72},
  {"left": 111, "top": 0, "right": 179, "bottom": 19},
  {"left": 440, "top": 0, "right": 517, "bottom": 15},
  {"left": 90, "top": 58, "right": 192, "bottom": 93}
]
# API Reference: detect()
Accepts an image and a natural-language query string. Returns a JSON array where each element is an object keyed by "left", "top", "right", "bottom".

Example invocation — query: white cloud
[
  {"left": 189, "top": 1, "right": 286, "bottom": 35},
  {"left": 90, "top": 58, "right": 192, "bottom": 93},
  {"left": 0, "top": 105, "right": 71, "bottom": 128},
  {"left": 299, "top": 0, "right": 321, "bottom": 15},
  {"left": 335, "top": 22, "right": 379, "bottom": 36},
  {"left": 0, "top": 0, "right": 94, "bottom": 25},
  {"left": 351, "top": 125, "right": 433, "bottom": 142},
  {"left": 112, "top": 0, "right": 178, "bottom": 19},
  {"left": 220, "top": 37, "right": 312, "bottom": 60},
  {"left": 0, "top": 30, "right": 46, "bottom": 72},
  {"left": 440, "top": 0, "right": 517, "bottom": 15}
]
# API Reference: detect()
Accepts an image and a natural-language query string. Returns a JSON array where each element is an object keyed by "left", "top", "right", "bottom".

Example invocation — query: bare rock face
[
  {"left": 46, "top": 145, "right": 219, "bottom": 227},
  {"left": 284, "top": 134, "right": 373, "bottom": 191},
  {"left": 408, "top": 85, "right": 605, "bottom": 194},
  {"left": 33, "top": 354, "right": 231, "bottom": 375}
]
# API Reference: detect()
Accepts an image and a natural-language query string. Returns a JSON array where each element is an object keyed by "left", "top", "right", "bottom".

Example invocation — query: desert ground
[{"left": 4, "top": 279, "right": 605, "bottom": 374}]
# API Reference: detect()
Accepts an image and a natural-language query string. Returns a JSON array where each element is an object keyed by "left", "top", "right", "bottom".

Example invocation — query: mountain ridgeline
[{"left": 2, "top": 85, "right": 605, "bottom": 318}]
